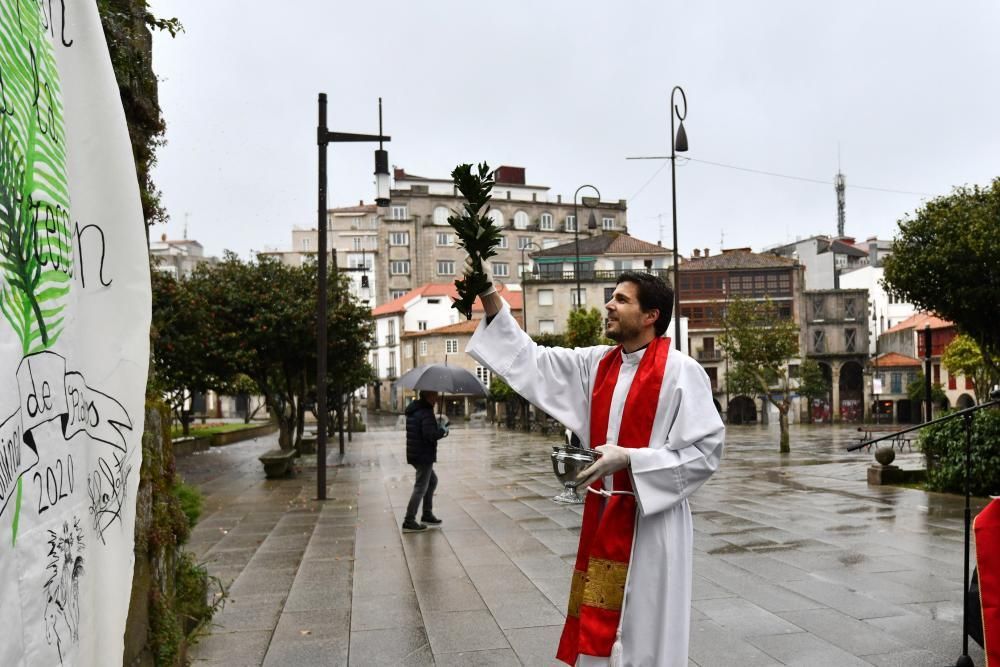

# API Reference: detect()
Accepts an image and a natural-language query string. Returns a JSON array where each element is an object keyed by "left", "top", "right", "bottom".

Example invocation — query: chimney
[
  {"left": 495, "top": 166, "right": 526, "bottom": 185},
  {"left": 692, "top": 248, "right": 701, "bottom": 258},
  {"left": 557, "top": 194, "right": 562, "bottom": 203},
  {"left": 359, "top": 199, "right": 363, "bottom": 206},
  {"left": 161, "top": 233, "right": 167, "bottom": 241},
  {"left": 703, "top": 248, "right": 710, "bottom": 257},
  {"left": 868, "top": 239, "right": 878, "bottom": 266}
]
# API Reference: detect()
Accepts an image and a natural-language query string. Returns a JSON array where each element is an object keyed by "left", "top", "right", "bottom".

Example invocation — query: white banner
[{"left": 0, "top": 1, "right": 151, "bottom": 665}]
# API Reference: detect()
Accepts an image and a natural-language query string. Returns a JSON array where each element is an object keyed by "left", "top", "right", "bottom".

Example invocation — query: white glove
[{"left": 576, "top": 444, "right": 631, "bottom": 489}]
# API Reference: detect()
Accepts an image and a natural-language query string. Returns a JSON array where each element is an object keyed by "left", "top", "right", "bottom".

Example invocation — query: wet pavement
[{"left": 178, "top": 419, "right": 987, "bottom": 666}]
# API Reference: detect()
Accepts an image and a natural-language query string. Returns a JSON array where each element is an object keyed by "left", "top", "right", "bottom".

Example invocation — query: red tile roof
[
  {"left": 874, "top": 352, "right": 922, "bottom": 367},
  {"left": 680, "top": 248, "right": 798, "bottom": 270},
  {"left": 372, "top": 282, "right": 522, "bottom": 316},
  {"left": 884, "top": 312, "right": 954, "bottom": 334}
]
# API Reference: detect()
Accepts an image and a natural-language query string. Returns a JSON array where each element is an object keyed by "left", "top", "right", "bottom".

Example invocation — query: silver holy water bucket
[{"left": 550, "top": 446, "right": 600, "bottom": 504}]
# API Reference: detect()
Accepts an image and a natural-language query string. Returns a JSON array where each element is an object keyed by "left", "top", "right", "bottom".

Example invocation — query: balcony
[
  {"left": 697, "top": 349, "right": 722, "bottom": 361},
  {"left": 385, "top": 335, "right": 396, "bottom": 346},
  {"left": 523, "top": 268, "right": 672, "bottom": 283},
  {"left": 386, "top": 367, "right": 397, "bottom": 379}
]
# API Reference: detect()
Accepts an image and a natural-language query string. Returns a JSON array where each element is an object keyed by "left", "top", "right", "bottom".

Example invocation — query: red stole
[
  {"left": 556, "top": 336, "right": 670, "bottom": 665},
  {"left": 975, "top": 498, "right": 1000, "bottom": 665}
]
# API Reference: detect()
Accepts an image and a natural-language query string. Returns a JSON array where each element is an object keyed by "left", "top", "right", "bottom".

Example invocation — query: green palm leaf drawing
[{"left": 0, "top": 0, "right": 73, "bottom": 355}]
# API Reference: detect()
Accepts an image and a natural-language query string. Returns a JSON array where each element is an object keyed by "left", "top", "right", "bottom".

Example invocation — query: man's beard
[{"left": 606, "top": 318, "right": 640, "bottom": 342}]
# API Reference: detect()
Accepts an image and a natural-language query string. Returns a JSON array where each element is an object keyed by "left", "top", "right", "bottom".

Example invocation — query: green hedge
[{"left": 921, "top": 408, "right": 1000, "bottom": 496}]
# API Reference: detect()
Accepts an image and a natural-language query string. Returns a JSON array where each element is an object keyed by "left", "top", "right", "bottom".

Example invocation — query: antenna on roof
[
  {"left": 183, "top": 212, "right": 190, "bottom": 240},
  {"left": 835, "top": 144, "right": 846, "bottom": 238}
]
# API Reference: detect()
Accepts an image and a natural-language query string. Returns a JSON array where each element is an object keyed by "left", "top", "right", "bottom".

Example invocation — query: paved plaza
[{"left": 179, "top": 419, "right": 987, "bottom": 666}]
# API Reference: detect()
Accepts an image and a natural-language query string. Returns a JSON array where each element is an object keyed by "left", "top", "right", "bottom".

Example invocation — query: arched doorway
[
  {"left": 811, "top": 362, "right": 834, "bottom": 422},
  {"left": 957, "top": 394, "right": 975, "bottom": 409},
  {"left": 839, "top": 361, "right": 864, "bottom": 423},
  {"left": 728, "top": 396, "right": 757, "bottom": 424}
]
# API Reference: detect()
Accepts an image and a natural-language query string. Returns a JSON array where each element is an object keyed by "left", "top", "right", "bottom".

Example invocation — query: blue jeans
[{"left": 405, "top": 464, "right": 437, "bottom": 522}]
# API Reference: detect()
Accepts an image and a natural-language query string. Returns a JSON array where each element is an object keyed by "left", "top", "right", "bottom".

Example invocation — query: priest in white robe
[{"left": 467, "top": 271, "right": 725, "bottom": 667}]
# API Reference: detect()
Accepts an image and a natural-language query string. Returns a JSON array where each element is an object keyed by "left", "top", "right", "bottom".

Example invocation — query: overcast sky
[{"left": 149, "top": 1, "right": 1000, "bottom": 259}]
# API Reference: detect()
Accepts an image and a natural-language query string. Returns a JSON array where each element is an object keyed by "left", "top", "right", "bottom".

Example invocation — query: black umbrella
[{"left": 396, "top": 364, "right": 488, "bottom": 396}]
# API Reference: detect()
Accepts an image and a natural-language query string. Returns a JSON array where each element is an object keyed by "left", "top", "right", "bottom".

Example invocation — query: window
[
  {"left": 446, "top": 339, "right": 458, "bottom": 354},
  {"left": 891, "top": 372, "right": 903, "bottom": 394},
  {"left": 613, "top": 260, "right": 632, "bottom": 272},
  {"left": 498, "top": 235, "right": 509, "bottom": 249},
  {"left": 388, "top": 351, "right": 396, "bottom": 377},
  {"left": 571, "top": 289, "right": 587, "bottom": 306},
  {"left": 418, "top": 321, "right": 428, "bottom": 331},
  {"left": 492, "top": 262, "right": 509, "bottom": 277},
  {"left": 933, "top": 363, "right": 941, "bottom": 384},
  {"left": 565, "top": 215, "right": 577, "bottom": 232},
  {"left": 390, "top": 289, "right": 408, "bottom": 299},
  {"left": 385, "top": 320, "right": 396, "bottom": 346},
  {"left": 543, "top": 238, "right": 559, "bottom": 249},
  {"left": 966, "top": 376, "right": 975, "bottom": 390},
  {"left": 705, "top": 367, "right": 718, "bottom": 390},
  {"left": 788, "top": 363, "right": 800, "bottom": 378},
  {"left": 419, "top": 340, "right": 428, "bottom": 355},
  {"left": 539, "top": 320, "right": 555, "bottom": 334},
  {"left": 389, "top": 231, "right": 409, "bottom": 246},
  {"left": 518, "top": 262, "right": 529, "bottom": 279},
  {"left": 488, "top": 209, "right": 505, "bottom": 228},
  {"left": 602, "top": 216, "right": 615, "bottom": 230},
  {"left": 436, "top": 232, "right": 455, "bottom": 246},
  {"left": 845, "top": 328, "right": 857, "bottom": 353},
  {"left": 948, "top": 372, "right": 957, "bottom": 390},
  {"left": 513, "top": 210, "right": 529, "bottom": 229},
  {"left": 390, "top": 205, "right": 408, "bottom": 220},
  {"left": 538, "top": 289, "right": 554, "bottom": 306},
  {"left": 301, "top": 237, "right": 312, "bottom": 251},
  {"left": 476, "top": 366, "right": 491, "bottom": 386},
  {"left": 433, "top": 206, "right": 450, "bottom": 226},
  {"left": 371, "top": 353, "right": 379, "bottom": 373},
  {"left": 844, "top": 297, "right": 857, "bottom": 319},
  {"left": 604, "top": 287, "right": 615, "bottom": 303},
  {"left": 389, "top": 260, "right": 410, "bottom": 275},
  {"left": 812, "top": 329, "right": 826, "bottom": 353},
  {"left": 348, "top": 253, "right": 372, "bottom": 270},
  {"left": 437, "top": 260, "right": 455, "bottom": 275},
  {"left": 540, "top": 212, "right": 554, "bottom": 230},
  {"left": 517, "top": 236, "right": 532, "bottom": 250},
  {"left": 811, "top": 296, "right": 825, "bottom": 320},
  {"left": 352, "top": 236, "right": 364, "bottom": 250},
  {"left": 538, "top": 262, "right": 563, "bottom": 277}
]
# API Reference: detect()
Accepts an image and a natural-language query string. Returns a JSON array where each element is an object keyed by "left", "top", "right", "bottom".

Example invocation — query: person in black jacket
[{"left": 403, "top": 390, "right": 447, "bottom": 532}]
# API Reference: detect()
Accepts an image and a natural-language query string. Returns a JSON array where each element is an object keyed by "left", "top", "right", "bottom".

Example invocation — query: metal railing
[
  {"left": 385, "top": 335, "right": 396, "bottom": 346},
  {"left": 697, "top": 349, "right": 722, "bottom": 361}
]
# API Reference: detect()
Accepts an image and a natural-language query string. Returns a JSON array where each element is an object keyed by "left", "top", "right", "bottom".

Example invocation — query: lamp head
[
  {"left": 674, "top": 121, "right": 689, "bottom": 153},
  {"left": 374, "top": 148, "right": 390, "bottom": 207}
]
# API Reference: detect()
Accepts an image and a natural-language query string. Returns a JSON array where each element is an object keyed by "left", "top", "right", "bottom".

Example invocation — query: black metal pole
[
  {"left": 669, "top": 86, "right": 687, "bottom": 352},
  {"left": 572, "top": 190, "right": 583, "bottom": 310},
  {"left": 957, "top": 412, "right": 974, "bottom": 667},
  {"left": 924, "top": 324, "right": 933, "bottom": 423},
  {"left": 316, "top": 93, "right": 329, "bottom": 501}
]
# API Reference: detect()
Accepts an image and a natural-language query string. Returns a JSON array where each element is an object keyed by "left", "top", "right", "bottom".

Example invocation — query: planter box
[
  {"left": 211, "top": 423, "right": 279, "bottom": 447},
  {"left": 172, "top": 436, "right": 212, "bottom": 456}
]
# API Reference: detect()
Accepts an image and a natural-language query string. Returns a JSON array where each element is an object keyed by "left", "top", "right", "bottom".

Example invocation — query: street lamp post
[
  {"left": 572, "top": 185, "right": 600, "bottom": 310},
  {"left": 316, "top": 93, "right": 390, "bottom": 501},
  {"left": 519, "top": 240, "right": 541, "bottom": 333},
  {"left": 872, "top": 305, "right": 882, "bottom": 424},
  {"left": 669, "top": 85, "right": 689, "bottom": 351}
]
